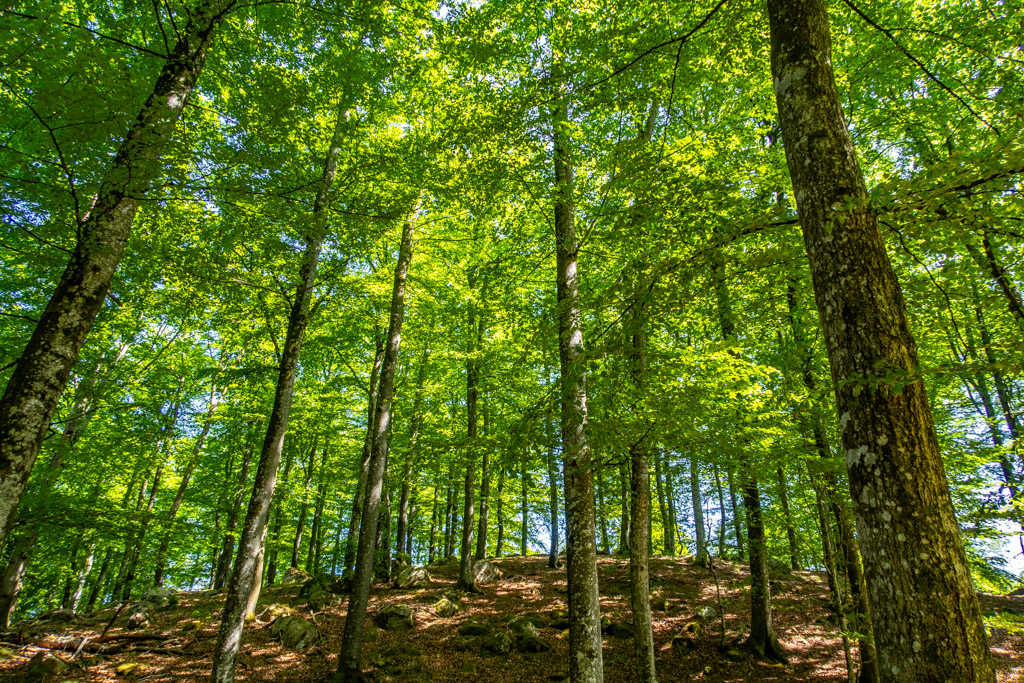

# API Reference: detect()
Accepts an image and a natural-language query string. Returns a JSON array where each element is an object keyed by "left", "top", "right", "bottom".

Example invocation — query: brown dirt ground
[{"left": 1, "top": 555, "right": 1021, "bottom": 682}]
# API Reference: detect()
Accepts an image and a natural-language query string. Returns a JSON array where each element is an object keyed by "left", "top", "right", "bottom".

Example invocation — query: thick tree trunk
[
  {"left": 244, "top": 527, "right": 268, "bottom": 622},
  {"left": 0, "top": 0, "right": 235, "bottom": 552},
  {"left": 334, "top": 211, "right": 416, "bottom": 682},
  {"left": 209, "top": 100, "right": 352, "bottom": 683},
  {"left": 551, "top": 75, "right": 604, "bottom": 683},
  {"left": 788, "top": 278, "right": 878, "bottom": 682},
  {"left": 767, "top": 1, "right": 993, "bottom": 678},
  {"left": 690, "top": 458, "right": 708, "bottom": 566}
]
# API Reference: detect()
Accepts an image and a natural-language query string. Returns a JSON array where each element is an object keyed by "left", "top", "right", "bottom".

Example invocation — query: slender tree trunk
[
  {"left": 690, "top": 458, "right": 708, "bottom": 566},
  {"left": 743, "top": 480, "right": 787, "bottom": 661},
  {"left": 776, "top": 467, "right": 801, "bottom": 571},
  {"left": 68, "top": 541, "right": 95, "bottom": 613},
  {"left": 597, "top": 465, "right": 610, "bottom": 553},
  {"left": 266, "top": 445, "right": 295, "bottom": 585},
  {"left": 307, "top": 440, "right": 330, "bottom": 573},
  {"left": 209, "top": 100, "right": 352, "bottom": 683},
  {"left": 428, "top": 483, "right": 439, "bottom": 564},
  {"left": 966, "top": 233, "right": 1024, "bottom": 328},
  {"left": 972, "top": 281, "right": 1021, "bottom": 455},
  {"left": 334, "top": 210, "right": 416, "bottom": 682},
  {"left": 155, "top": 382, "right": 214, "bottom": 586},
  {"left": 767, "top": 2, "right": 993, "bottom": 677},
  {"left": 520, "top": 449, "right": 529, "bottom": 556},
  {"left": 291, "top": 439, "right": 317, "bottom": 569},
  {"left": 653, "top": 450, "right": 669, "bottom": 555},
  {"left": 344, "top": 335, "right": 385, "bottom": 578},
  {"left": 494, "top": 467, "right": 505, "bottom": 558},
  {"left": 86, "top": 547, "right": 112, "bottom": 610},
  {"left": 457, "top": 283, "right": 481, "bottom": 591},
  {"left": 546, "top": 390, "right": 561, "bottom": 569},
  {"left": 244, "top": 526, "right": 268, "bottom": 622},
  {"left": 627, "top": 277, "right": 657, "bottom": 683},
  {"left": 0, "top": 0, "right": 236, "bottom": 552},
  {"left": 215, "top": 445, "right": 255, "bottom": 589},
  {"left": 618, "top": 459, "right": 630, "bottom": 555},
  {"left": 713, "top": 464, "right": 726, "bottom": 556},
  {"left": 727, "top": 468, "right": 744, "bottom": 559},
  {"left": 551, "top": 69, "right": 603, "bottom": 683},
  {"left": 398, "top": 349, "right": 428, "bottom": 561}
]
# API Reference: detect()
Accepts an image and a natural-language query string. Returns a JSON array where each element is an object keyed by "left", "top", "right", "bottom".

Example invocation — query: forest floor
[{"left": 1, "top": 554, "right": 1022, "bottom": 682}]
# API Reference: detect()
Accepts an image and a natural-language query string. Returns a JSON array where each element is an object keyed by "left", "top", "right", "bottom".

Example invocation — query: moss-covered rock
[
  {"left": 482, "top": 631, "right": 512, "bottom": 655},
  {"left": 374, "top": 604, "right": 415, "bottom": 631},
  {"left": 271, "top": 615, "right": 320, "bottom": 650}
]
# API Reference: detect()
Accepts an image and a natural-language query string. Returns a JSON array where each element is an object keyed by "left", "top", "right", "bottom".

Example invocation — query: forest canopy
[{"left": 0, "top": 0, "right": 1022, "bottom": 680}]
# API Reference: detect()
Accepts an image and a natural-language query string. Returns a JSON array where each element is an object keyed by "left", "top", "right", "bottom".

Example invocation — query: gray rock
[
  {"left": 518, "top": 633, "right": 550, "bottom": 653},
  {"left": 433, "top": 596, "right": 459, "bottom": 618},
  {"left": 482, "top": 630, "right": 512, "bottom": 655},
  {"left": 458, "top": 620, "right": 490, "bottom": 636},
  {"left": 393, "top": 566, "right": 432, "bottom": 589},
  {"left": 258, "top": 603, "right": 295, "bottom": 622},
  {"left": 472, "top": 560, "right": 503, "bottom": 585},
  {"left": 141, "top": 586, "right": 179, "bottom": 610},
  {"left": 603, "top": 621, "right": 634, "bottom": 639},
  {"left": 126, "top": 604, "right": 150, "bottom": 630},
  {"left": 271, "top": 615, "right": 319, "bottom": 649},
  {"left": 25, "top": 652, "right": 68, "bottom": 682},
  {"left": 308, "top": 588, "right": 337, "bottom": 611},
  {"left": 374, "top": 604, "right": 415, "bottom": 631},
  {"left": 280, "top": 567, "right": 310, "bottom": 584},
  {"left": 509, "top": 619, "right": 539, "bottom": 639}
]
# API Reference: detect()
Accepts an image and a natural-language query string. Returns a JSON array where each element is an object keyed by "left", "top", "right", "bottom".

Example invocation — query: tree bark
[
  {"left": 0, "top": 0, "right": 236, "bottom": 552},
  {"left": 457, "top": 277, "right": 480, "bottom": 591},
  {"left": 546, "top": 388, "right": 561, "bottom": 569},
  {"left": 398, "top": 349, "right": 429, "bottom": 561},
  {"left": 494, "top": 466, "right": 505, "bottom": 558},
  {"left": 552, "top": 69, "right": 604, "bottom": 683},
  {"left": 266, "top": 444, "right": 295, "bottom": 585},
  {"left": 690, "top": 458, "right": 708, "bottom": 566},
  {"left": 215, "top": 445, "right": 255, "bottom": 590},
  {"left": 776, "top": 467, "right": 802, "bottom": 571},
  {"left": 767, "top": 1, "right": 993, "bottom": 678},
  {"left": 334, "top": 210, "right": 416, "bottom": 682},
  {"left": 743, "top": 481, "right": 787, "bottom": 661},
  {"left": 344, "top": 333, "right": 385, "bottom": 578},
  {"left": 209, "top": 99, "right": 352, "bottom": 683}
]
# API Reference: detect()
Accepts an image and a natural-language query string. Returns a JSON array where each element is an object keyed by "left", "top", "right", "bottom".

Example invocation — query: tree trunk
[
  {"left": 307, "top": 440, "right": 330, "bottom": 573},
  {"left": 344, "top": 334, "right": 385, "bottom": 578},
  {"left": 68, "top": 541, "right": 95, "bottom": 614},
  {"left": 215, "top": 445, "right": 255, "bottom": 590},
  {"left": 334, "top": 209, "right": 416, "bottom": 682},
  {"left": 520, "top": 448, "right": 529, "bottom": 556},
  {"left": 713, "top": 464, "right": 727, "bottom": 556},
  {"left": 551, "top": 69, "right": 604, "bottom": 683},
  {"left": 291, "top": 438, "right": 317, "bottom": 569},
  {"left": 266, "top": 444, "right": 295, "bottom": 585},
  {"left": 776, "top": 467, "right": 802, "bottom": 571},
  {"left": 618, "top": 459, "right": 630, "bottom": 556},
  {"left": 458, "top": 282, "right": 481, "bottom": 591},
  {"left": 428, "top": 483, "right": 439, "bottom": 565},
  {"left": 627, "top": 278, "right": 657, "bottom": 683},
  {"left": 244, "top": 527, "right": 268, "bottom": 622},
  {"left": 0, "top": 0, "right": 235, "bottom": 552},
  {"left": 546, "top": 389, "right": 560, "bottom": 569},
  {"left": 743, "top": 480, "right": 787, "bottom": 662},
  {"left": 398, "top": 349, "right": 429, "bottom": 561},
  {"left": 690, "top": 458, "right": 708, "bottom": 566},
  {"left": 727, "top": 468, "right": 744, "bottom": 559},
  {"left": 209, "top": 99, "right": 352, "bottom": 683},
  {"left": 495, "top": 467, "right": 505, "bottom": 558},
  {"left": 155, "top": 381, "right": 214, "bottom": 586},
  {"left": 767, "top": 1, "right": 993, "bottom": 678},
  {"left": 86, "top": 547, "right": 112, "bottom": 610},
  {"left": 653, "top": 450, "right": 669, "bottom": 556},
  {"left": 597, "top": 465, "right": 610, "bottom": 554}
]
